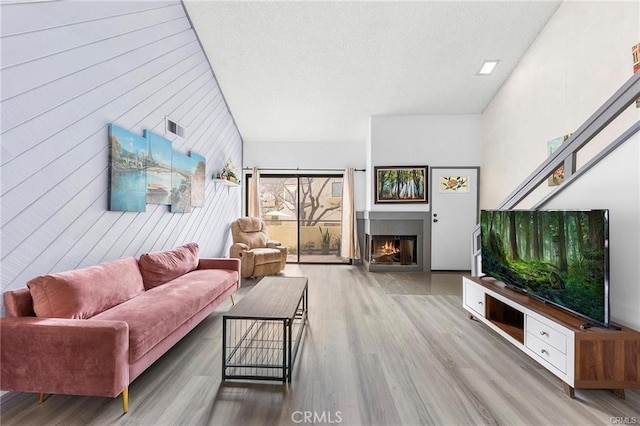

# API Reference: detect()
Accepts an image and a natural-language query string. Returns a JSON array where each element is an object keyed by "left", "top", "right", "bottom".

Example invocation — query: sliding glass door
[
  {"left": 246, "top": 174, "right": 348, "bottom": 264},
  {"left": 254, "top": 175, "right": 298, "bottom": 262}
]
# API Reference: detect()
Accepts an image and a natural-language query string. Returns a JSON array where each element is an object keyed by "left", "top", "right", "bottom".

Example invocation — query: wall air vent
[{"left": 166, "top": 117, "right": 186, "bottom": 138}]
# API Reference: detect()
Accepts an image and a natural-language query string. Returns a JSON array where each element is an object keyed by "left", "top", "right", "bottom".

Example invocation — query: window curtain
[
  {"left": 248, "top": 167, "right": 262, "bottom": 217},
  {"left": 340, "top": 167, "right": 360, "bottom": 259}
]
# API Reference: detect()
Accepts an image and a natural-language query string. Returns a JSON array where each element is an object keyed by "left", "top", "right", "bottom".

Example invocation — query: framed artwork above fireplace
[{"left": 374, "top": 165, "right": 428, "bottom": 203}]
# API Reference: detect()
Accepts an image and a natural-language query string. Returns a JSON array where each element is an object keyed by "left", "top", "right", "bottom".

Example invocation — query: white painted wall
[
  {"left": 368, "top": 115, "right": 482, "bottom": 211},
  {"left": 242, "top": 141, "right": 367, "bottom": 211},
  {"left": 481, "top": 1, "right": 639, "bottom": 209},
  {"left": 481, "top": 1, "right": 640, "bottom": 329},
  {"left": 543, "top": 135, "right": 639, "bottom": 330},
  {"left": 0, "top": 1, "right": 242, "bottom": 316}
]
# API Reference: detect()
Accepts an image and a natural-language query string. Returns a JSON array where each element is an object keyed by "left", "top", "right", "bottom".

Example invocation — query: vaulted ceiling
[{"left": 184, "top": 1, "right": 560, "bottom": 144}]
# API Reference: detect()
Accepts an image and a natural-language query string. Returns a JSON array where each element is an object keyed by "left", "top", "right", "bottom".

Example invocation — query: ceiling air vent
[{"left": 166, "top": 117, "right": 186, "bottom": 138}]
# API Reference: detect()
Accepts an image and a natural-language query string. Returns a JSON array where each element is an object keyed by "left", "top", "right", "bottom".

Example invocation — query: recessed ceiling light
[{"left": 478, "top": 60, "right": 499, "bottom": 75}]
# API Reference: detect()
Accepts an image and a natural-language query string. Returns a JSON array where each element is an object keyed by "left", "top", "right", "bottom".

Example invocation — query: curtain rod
[{"left": 243, "top": 167, "right": 366, "bottom": 172}]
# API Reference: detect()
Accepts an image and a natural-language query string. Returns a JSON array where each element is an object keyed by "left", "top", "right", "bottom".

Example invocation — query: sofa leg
[
  {"left": 38, "top": 392, "right": 45, "bottom": 404},
  {"left": 230, "top": 294, "right": 235, "bottom": 305},
  {"left": 122, "top": 387, "right": 129, "bottom": 413}
]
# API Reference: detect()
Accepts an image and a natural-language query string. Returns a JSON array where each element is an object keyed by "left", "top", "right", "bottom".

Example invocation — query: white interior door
[{"left": 430, "top": 168, "right": 479, "bottom": 270}]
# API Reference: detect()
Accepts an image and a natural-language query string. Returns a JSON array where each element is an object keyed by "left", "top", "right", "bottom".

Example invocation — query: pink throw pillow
[
  {"left": 138, "top": 243, "right": 199, "bottom": 289},
  {"left": 27, "top": 257, "right": 145, "bottom": 319}
]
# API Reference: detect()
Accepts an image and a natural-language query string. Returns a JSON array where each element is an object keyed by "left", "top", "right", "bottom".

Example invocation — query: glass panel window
[
  {"left": 247, "top": 174, "right": 347, "bottom": 264},
  {"left": 256, "top": 176, "right": 298, "bottom": 262}
]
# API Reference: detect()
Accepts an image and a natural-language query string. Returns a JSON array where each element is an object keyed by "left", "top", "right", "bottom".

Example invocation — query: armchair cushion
[
  {"left": 251, "top": 248, "right": 285, "bottom": 265},
  {"left": 237, "top": 217, "right": 263, "bottom": 233},
  {"left": 27, "top": 257, "right": 144, "bottom": 319},
  {"left": 232, "top": 217, "right": 268, "bottom": 249},
  {"left": 243, "top": 232, "right": 268, "bottom": 249},
  {"left": 138, "top": 243, "right": 199, "bottom": 289}
]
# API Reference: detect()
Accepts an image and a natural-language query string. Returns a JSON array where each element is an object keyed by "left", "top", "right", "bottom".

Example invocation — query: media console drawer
[
  {"left": 526, "top": 333, "right": 567, "bottom": 373},
  {"left": 526, "top": 316, "right": 568, "bottom": 354}
]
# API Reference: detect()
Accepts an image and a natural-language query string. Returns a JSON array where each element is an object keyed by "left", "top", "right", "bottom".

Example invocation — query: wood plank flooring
[{"left": 1, "top": 264, "right": 639, "bottom": 425}]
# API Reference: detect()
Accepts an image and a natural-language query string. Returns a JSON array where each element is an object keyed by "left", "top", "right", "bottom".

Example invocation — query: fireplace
[
  {"left": 361, "top": 211, "right": 427, "bottom": 272},
  {"left": 368, "top": 235, "right": 417, "bottom": 265}
]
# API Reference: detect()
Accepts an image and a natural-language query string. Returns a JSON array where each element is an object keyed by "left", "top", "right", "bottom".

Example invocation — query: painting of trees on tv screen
[{"left": 480, "top": 210, "right": 607, "bottom": 323}]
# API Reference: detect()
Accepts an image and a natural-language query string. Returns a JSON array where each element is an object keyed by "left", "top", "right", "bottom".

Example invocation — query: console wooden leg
[
  {"left": 612, "top": 389, "right": 625, "bottom": 399},
  {"left": 122, "top": 387, "right": 129, "bottom": 413},
  {"left": 562, "top": 383, "right": 575, "bottom": 398},
  {"left": 38, "top": 393, "right": 45, "bottom": 404}
]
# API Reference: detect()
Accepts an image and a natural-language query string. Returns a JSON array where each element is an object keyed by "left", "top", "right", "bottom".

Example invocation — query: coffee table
[{"left": 222, "top": 276, "right": 308, "bottom": 383}]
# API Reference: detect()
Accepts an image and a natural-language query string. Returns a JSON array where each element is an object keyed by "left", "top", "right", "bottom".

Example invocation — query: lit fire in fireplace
[
  {"left": 374, "top": 240, "right": 398, "bottom": 258},
  {"left": 370, "top": 236, "right": 416, "bottom": 265}
]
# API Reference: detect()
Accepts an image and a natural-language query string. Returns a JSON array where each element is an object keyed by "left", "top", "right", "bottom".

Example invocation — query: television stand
[
  {"left": 579, "top": 322, "right": 622, "bottom": 331},
  {"left": 463, "top": 276, "right": 640, "bottom": 398}
]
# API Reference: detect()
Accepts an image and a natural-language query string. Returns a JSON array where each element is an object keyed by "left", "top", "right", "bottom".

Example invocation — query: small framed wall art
[{"left": 439, "top": 176, "right": 469, "bottom": 193}]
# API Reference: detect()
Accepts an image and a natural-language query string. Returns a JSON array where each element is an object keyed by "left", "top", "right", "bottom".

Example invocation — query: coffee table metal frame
[{"left": 222, "top": 277, "right": 308, "bottom": 383}]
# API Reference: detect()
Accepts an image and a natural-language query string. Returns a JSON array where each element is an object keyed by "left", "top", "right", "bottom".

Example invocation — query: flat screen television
[{"left": 480, "top": 209, "right": 610, "bottom": 327}]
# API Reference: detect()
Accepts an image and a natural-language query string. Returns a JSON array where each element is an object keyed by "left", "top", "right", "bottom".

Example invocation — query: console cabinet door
[{"left": 464, "top": 280, "right": 486, "bottom": 317}]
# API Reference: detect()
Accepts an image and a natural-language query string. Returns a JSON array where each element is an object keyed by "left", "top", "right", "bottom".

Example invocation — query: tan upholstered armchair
[{"left": 230, "top": 217, "right": 287, "bottom": 278}]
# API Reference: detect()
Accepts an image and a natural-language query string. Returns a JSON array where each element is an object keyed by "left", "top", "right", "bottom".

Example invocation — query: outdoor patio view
[{"left": 248, "top": 175, "right": 347, "bottom": 264}]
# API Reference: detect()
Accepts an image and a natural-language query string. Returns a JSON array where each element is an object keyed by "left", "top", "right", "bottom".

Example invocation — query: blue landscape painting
[
  {"left": 109, "top": 125, "right": 147, "bottom": 212},
  {"left": 171, "top": 151, "right": 193, "bottom": 213},
  {"left": 144, "top": 130, "right": 172, "bottom": 205},
  {"left": 190, "top": 152, "right": 206, "bottom": 207}
]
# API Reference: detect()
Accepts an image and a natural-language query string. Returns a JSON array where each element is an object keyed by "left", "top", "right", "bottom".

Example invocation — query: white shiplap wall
[{"left": 0, "top": 1, "right": 243, "bottom": 315}]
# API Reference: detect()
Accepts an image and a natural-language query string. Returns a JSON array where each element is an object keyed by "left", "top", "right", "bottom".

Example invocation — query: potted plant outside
[{"left": 319, "top": 227, "right": 331, "bottom": 255}]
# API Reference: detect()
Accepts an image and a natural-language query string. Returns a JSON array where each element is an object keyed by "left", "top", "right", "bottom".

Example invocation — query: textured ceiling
[{"left": 184, "top": 1, "right": 560, "bottom": 144}]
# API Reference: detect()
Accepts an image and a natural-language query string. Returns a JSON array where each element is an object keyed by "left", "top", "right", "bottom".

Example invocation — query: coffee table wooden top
[{"left": 225, "top": 276, "right": 308, "bottom": 320}]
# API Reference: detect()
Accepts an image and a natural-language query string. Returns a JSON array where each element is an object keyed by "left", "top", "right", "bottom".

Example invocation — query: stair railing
[{"left": 471, "top": 72, "right": 640, "bottom": 276}]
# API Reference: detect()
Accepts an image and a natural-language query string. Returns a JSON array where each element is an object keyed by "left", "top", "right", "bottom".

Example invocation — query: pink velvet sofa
[{"left": 0, "top": 243, "right": 239, "bottom": 413}]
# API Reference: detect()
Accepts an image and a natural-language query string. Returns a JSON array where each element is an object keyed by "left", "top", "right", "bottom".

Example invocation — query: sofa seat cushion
[
  {"left": 27, "top": 257, "right": 145, "bottom": 319},
  {"left": 138, "top": 243, "right": 199, "bottom": 290},
  {"left": 91, "top": 269, "right": 237, "bottom": 362},
  {"left": 251, "top": 248, "right": 284, "bottom": 265}
]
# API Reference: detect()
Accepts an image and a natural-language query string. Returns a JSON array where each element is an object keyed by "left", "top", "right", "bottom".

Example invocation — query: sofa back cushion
[
  {"left": 27, "top": 257, "right": 145, "bottom": 319},
  {"left": 138, "top": 243, "right": 199, "bottom": 289},
  {"left": 4, "top": 288, "right": 35, "bottom": 317}
]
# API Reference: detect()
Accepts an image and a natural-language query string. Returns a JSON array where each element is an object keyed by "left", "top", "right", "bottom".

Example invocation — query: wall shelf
[{"left": 212, "top": 179, "right": 240, "bottom": 194}]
